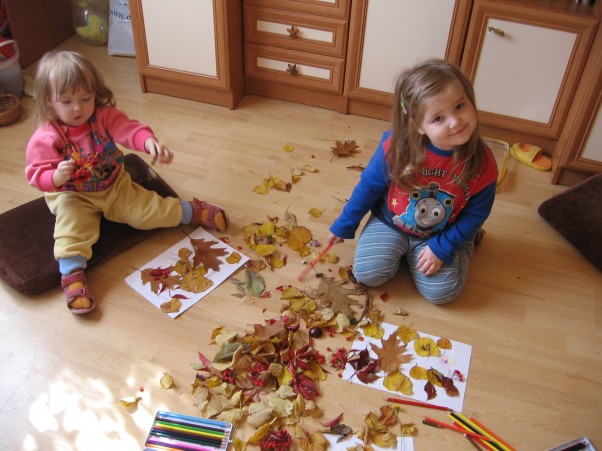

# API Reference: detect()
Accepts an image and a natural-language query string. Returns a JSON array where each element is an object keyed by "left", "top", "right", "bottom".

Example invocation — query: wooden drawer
[
  {"left": 244, "top": 43, "right": 345, "bottom": 93},
  {"left": 244, "top": 5, "right": 348, "bottom": 57},
  {"left": 244, "top": 0, "right": 350, "bottom": 18}
]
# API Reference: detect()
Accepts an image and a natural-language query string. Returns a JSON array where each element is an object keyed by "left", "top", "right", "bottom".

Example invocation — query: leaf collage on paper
[
  {"left": 349, "top": 322, "right": 464, "bottom": 402},
  {"left": 139, "top": 237, "right": 242, "bottom": 314}
]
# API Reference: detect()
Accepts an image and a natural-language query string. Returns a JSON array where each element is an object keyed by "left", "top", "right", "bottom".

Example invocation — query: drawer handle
[
  {"left": 487, "top": 26, "right": 505, "bottom": 37},
  {"left": 286, "top": 63, "right": 298, "bottom": 76},
  {"left": 287, "top": 25, "right": 300, "bottom": 38}
]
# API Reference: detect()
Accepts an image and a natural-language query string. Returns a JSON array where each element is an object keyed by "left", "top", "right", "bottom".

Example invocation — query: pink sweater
[{"left": 25, "top": 106, "right": 154, "bottom": 192}]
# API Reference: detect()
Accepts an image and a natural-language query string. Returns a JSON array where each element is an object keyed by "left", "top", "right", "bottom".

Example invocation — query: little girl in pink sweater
[{"left": 25, "top": 50, "right": 229, "bottom": 315}]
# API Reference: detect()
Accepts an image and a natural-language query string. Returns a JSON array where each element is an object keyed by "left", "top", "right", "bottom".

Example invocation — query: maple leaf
[
  {"left": 190, "top": 238, "right": 228, "bottom": 271},
  {"left": 140, "top": 266, "right": 180, "bottom": 294},
  {"left": 370, "top": 333, "right": 413, "bottom": 374},
  {"left": 314, "top": 276, "right": 365, "bottom": 318},
  {"left": 330, "top": 139, "right": 361, "bottom": 161}
]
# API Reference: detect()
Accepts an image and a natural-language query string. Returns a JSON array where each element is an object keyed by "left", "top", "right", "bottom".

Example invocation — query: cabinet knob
[
  {"left": 286, "top": 64, "right": 298, "bottom": 76},
  {"left": 487, "top": 26, "right": 505, "bottom": 37},
  {"left": 287, "top": 25, "right": 299, "bottom": 38}
]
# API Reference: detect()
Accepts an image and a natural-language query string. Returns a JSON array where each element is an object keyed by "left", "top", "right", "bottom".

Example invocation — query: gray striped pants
[{"left": 353, "top": 216, "right": 474, "bottom": 304}]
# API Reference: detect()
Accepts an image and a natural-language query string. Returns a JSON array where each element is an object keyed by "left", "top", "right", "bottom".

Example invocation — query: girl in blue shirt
[{"left": 328, "top": 59, "right": 498, "bottom": 304}]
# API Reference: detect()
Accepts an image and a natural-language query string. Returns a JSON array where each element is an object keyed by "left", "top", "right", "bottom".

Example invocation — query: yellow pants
[{"left": 45, "top": 169, "right": 182, "bottom": 260}]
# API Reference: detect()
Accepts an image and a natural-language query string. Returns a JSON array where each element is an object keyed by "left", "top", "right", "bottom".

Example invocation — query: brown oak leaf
[
  {"left": 314, "top": 276, "right": 365, "bottom": 317},
  {"left": 190, "top": 238, "right": 228, "bottom": 271},
  {"left": 330, "top": 140, "right": 360, "bottom": 161},
  {"left": 370, "top": 333, "right": 413, "bottom": 374}
]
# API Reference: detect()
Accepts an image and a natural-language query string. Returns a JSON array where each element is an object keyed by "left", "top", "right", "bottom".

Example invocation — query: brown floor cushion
[
  {"left": 0, "top": 153, "right": 179, "bottom": 294},
  {"left": 538, "top": 173, "right": 602, "bottom": 272}
]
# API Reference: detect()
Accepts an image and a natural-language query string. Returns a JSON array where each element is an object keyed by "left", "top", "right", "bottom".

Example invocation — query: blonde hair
[
  {"left": 388, "top": 58, "right": 487, "bottom": 190},
  {"left": 34, "top": 50, "right": 115, "bottom": 124}
]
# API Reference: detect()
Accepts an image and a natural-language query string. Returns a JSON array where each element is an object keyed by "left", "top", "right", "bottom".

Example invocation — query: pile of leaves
[
  {"left": 190, "top": 313, "right": 413, "bottom": 450},
  {"left": 241, "top": 210, "right": 338, "bottom": 272},
  {"left": 252, "top": 165, "right": 319, "bottom": 195}
]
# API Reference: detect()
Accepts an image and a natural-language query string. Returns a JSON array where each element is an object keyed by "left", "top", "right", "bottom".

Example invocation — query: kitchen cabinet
[
  {"left": 243, "top": 0, "right": 350, "bottom": 111},
  {"left": 129, "top": 0, "right": 245, "bottom": 109},
  {"left": 461, "top": 0, "right": 599, "bottom": 153},
  {"left": 344, "top": 0, "right": 472, "bottom": 120},
  {"left": 552, "top": 21, "right": 602, "bottom": 186}
]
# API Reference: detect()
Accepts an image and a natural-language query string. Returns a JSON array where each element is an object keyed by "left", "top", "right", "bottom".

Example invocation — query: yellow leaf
[
  {"left": 268, "top": 254, "right": 285, "bottom": 269},
  {"left": 255, "top": 243, "right": 276, "bottom": 257},
  {"left": 363, "top": 321, "right": 385, "bottom": 339},
  {"left": 248, "top": 423, "right": 271, "bottom": 445},
  {"left": 286, "top": 226, "right": 312, "bottom": 250},
  {"left": 323, "top": 252, "right": 340, "bottom": 264},
  {"left": 226, "top": 252, "right": 242, "bottom": 264},
  {"left": 282, "top": 144, "right": 294, "bottom": 152},
  {"left": 301, "top": 164, "right": 319, "bottom": 173},
  {"left": 160, "top": 297, "right": 182, "bottom": 313},
  {"left": 409, "top": 365, "right": 428, "bottom": 380},
  {"left": 120, "top": 396, "right": 142, "bottom": 407},
  {"left": 232, "top": 437, "right": 247, "bottom": 451},
  {"left": 437, "top": 337, "right": 452, "bottom": 350},
  {"left": 396, "top": 325, "right": 419, "bottom": 344},
  {"left": 308, "top": 208, "right": 323, "bottom": 218},
  {"left": 259, "top": 221, "right": 276, "bottom": 235},
  {"left": 253, "top": 184, "right": 270, "bottom": 194},
  {"left": 414, "top": 337, "right": 441, "bottom": 357},
  {"left": 160, "top": 372, "right": 174, "bottom": 389}
]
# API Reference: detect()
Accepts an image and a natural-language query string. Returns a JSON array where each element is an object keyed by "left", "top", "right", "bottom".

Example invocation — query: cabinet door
[
  {"left": 129, "top": 0, "right": 244, "bottom": 108},
  {"left": 345, "top": 0, "right": 471, "bottom": 106},
  {"left": 462, "top": 0, "right": 597, "bottom": 139}
]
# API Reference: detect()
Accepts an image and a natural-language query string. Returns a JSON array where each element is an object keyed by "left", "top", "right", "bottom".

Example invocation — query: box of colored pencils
[{"left": 144, "top": 410, "right": 232, "bottom": 451}]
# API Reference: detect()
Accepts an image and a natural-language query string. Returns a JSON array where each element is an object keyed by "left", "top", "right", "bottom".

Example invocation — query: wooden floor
[{"left": 1, "top": 37, "right": 600, "bottom": 451}]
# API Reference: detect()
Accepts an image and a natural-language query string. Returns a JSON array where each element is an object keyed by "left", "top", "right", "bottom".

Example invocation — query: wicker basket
[{"left": 0, "top": 92, "right": 22, "bottom": 126}]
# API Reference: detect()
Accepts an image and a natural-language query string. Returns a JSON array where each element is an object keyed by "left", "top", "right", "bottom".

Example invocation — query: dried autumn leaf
[
  {"left": 253, "top": 184, "right": 270, "bottom": 194},
  {"left": 282, "top": 144, "right": 294, "bottom": 152},
  {"left": 314, "top": 276, "right": 365, "bottom": 318},
  {"left": 308, "top": 208, "right": 323, "bottom": 218},
  {"left": 190, "top": 238, "right": 228, "bottom": 272},
  {"left": 248, "top": 422, "right": 271, "bottom": 445},
  {"left": 226, "top": 252, "right": 242, "bottom": 264},
  {"left": 409, "top": 365, "right": 428, "bottom": 380},
  {"left": 370, "top": 333, "right": 412, "bottom": 374},
  {"left": 120, "top": 395, "right": 142, "bottom": 407},
  {"left": 180, "top": 269, "right": 213, "bottom": 293},
  {"left": 286, "top": 226, "right": 312, "bottom": 251},
  {"left": 383, "top": 370, "right": 413, "bottom": 395},
  {"left": 363, "top": 321, "right": 385, "bottom": 339},
  {"left": 396, "top": 325, "right": 419, "bottom": 344},
  {"left": 437, "top": 337, "right": 452, "bottom": 350},
  {"left": 160, "top": 297, "right": 183, "bottom": 313},
  {"left": 414, "top": 337, "right": 441, "bottom": 357},
  {"left": 330, "top": 139, "right": 361, "bottom": 160},
  {"left": 160, "top": 372, "right": 174, "bottom": 389}
]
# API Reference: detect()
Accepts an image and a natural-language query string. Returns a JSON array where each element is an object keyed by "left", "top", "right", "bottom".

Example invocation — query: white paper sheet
[
  {"left": 341, "top": 322, "right": 472, "bottom": 412},
  {"left": 125, "top": 227, "right": 248, "bottom": 318}
]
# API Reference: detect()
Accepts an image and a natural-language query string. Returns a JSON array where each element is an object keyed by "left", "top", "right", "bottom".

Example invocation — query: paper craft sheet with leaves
[
  {"left": 342, "top": 322, "right": 472, "bottom": 412},
  {"left": 125, "top": 227, "right": 249, "bottom": 318},
  {"left": 324, "top": 434, "right": 413, "bottom": 451}
]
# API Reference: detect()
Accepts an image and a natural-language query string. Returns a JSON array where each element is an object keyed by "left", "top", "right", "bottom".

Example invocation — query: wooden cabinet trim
[
  {"left": 344, "top": 0, "right": 472, "bottom": 106},
  {"left": 244, "top": 43, "right": 344, "bottom": 93},
  {"left": 244, "top": 5, "right": 348, "bottom": 57},
  {"left": 244, "top": 0, "right": 350, "bottom": 18},
  {"left": 462, "top": 0, "right": 598, "bottom": 138}
]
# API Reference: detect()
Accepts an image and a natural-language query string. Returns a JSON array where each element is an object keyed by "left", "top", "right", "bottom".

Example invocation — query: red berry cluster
[
  {"left": 221, "top": 368, "right": 236, "bottom": 384},
  {"left": 260, "top": 429, "right": 292, "bottom": 450},
  {"left": 249, "top": 361, "right": 269, "bottom": 387},
  {"left": 452, "top": 369, "right": 465, "bottom": 382},
  {"left": 327, "top": 347, "right": 348, "bottom": 370}
]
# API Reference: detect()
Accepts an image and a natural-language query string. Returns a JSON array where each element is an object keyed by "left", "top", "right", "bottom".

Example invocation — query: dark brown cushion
[
  {"left": 0, "top": 153, "right": 179, "bottom": 294},
  {"left": 538, "top": 173, "right": 602, "bottom": 272}
]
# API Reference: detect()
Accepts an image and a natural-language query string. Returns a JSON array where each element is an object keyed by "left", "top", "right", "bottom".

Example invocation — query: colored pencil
[
  {"left": 145, "top": 411, "right": 232, "bottom": 451},
  {"left": 448, "top": 412, "right": 506, "bottom": 451},
  {"left": 465, "top": 433, "right": 485, "bottom": 450},
  {"left": 423, "top": 417, "right": 492, "bottom": 442},
  {"left": 386, "top": 397, "right": 449, "bottom": 411},
  {"left": 470, "top": 416, "right": 516, "bottom": 451},
  {"left": 297, "top": 241, "right": 334, "bottom": 281}
]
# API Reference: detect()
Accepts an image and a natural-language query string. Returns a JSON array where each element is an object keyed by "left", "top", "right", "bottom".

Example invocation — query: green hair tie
[{"left": 400, "top": 97, "right": 408, "bottom": 115}]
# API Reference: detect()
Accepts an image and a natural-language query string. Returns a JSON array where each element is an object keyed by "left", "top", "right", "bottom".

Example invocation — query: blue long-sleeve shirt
[{"left": 330, "top": 130, "right": 498, "bottom": 263}]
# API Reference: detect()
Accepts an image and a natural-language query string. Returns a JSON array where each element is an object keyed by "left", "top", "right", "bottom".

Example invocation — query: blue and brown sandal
[
  {"left": 61, "top": 269, "right": 96, "bottom": 315},
  {"left": 190, "top": 198, "right": 229, "bottom": 232}
]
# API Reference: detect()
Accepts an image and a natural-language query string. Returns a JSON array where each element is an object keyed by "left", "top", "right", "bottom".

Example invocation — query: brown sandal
[
  {"left": 190, "top": 198, "right": 229, "bottom": 232},
  {"left": 61, "top": 269, "right": 96, "bottom": 315}
]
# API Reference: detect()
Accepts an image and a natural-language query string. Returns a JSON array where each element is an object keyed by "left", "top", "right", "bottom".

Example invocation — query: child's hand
[
  {"left": 327, "top": 232, "right": 344, "bottom": 245},
  {"left": 52, "top": 160, "right": 76, "bottom": 187},
  {"left": 416, "top": 245, "right": 443, "bottom": 275},
  {"left": 145, "top": 137, "right": 174, "bottom": 165}
]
